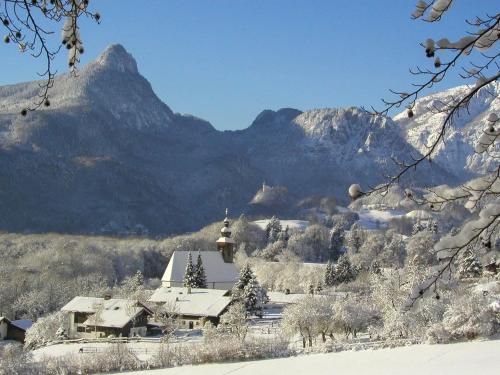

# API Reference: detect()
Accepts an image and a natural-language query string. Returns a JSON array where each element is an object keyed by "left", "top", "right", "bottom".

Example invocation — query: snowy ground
[
  {"left": 117, "top": 339, "right": 500, "bottom": 375},
  {"left": 252, "top": 219, "right": 309, "bottom": 231},
  {"left": 356, "top": 208, "right": 404, "bottom": 229},
  {"left": 32, "top": 336, "right": 203, "bottom": 362}
]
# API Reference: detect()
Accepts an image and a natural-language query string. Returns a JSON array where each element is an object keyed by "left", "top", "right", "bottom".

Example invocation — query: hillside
[{"left": 0, "top": 44, "right": 465, "bottom": 236}]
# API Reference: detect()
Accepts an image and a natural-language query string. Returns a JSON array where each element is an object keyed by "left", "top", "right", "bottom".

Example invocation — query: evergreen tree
[
  {"left": 315, "top": 281, "right": 323, "bottom": 294},
  {"left": 183, "top": 251, "right": 195, "bottom": 288},
  {"left": 334, "top": 254, "right": 355, "bottom": 284},
  {"left": 265, "top": 216, "right": 282, "bottom": 243},
  {"left": 458, "top": 247, "right": 483, "bottom": 279},
  {"left": 194, "top": 251, "right": 207, "bottom": 288},
  {"left": 233, "top": 264, "right": 254, "bottom": 292},
  {"left": 344, "top": 224, "right": 364, "bottom": 253},
  {"left": 243, "top": 275, "right": 268, "bottom": 317},
  {"left": 426, "top": 219, "right": 438, "bottom": 234},
  {"left": 329, "top": 228, "right": 344, "bottom": 261},
  {"left": 324, "top": 261, "right": 335, "bottom": 287}
]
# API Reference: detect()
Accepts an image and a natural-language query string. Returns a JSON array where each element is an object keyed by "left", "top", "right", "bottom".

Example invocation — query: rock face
[
  {"left": 394, "top": 82, "right": 499, "bottom": 178},
  {"left": 0, "top": 44, "right": 460, "bottom": 235}
]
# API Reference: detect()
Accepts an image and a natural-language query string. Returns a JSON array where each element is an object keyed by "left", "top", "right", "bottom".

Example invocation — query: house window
[
  {"left": 77, "top": 326, "right": 86, "bottom": 333},
  {"left": 74, "top": 313, "right": 87, "bottom": 324}
]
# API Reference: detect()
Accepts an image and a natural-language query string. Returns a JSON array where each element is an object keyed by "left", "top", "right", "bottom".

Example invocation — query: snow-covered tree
[
  {"left": 183, "top": 251, "right": 196, "bottom": 288},
  {"left": 24, "top": 311, "right": 67, "bottom": 349},
  {"left": 428, "top": 290, "right": 499, "bottom": 342},
  {"left": 281, "top": 296, "right": 320, "bottom": 348},
  {"left": 324, "top": 261, "right": 336, "bottom": 287},
  {"left": 151, "top": 300, "right": 179, "bottom": 340},
  {"left": 343, "top": 225, "right": 365, "bottom": 254},
  {"left": 194, "top": 251, "right": 208, "bottom": 288},
  {"left": 219, "top": 302, "right": 248, "bottom": 341},
  {"left": 334, "top": 254, "right": 355, "bottom": 284},
  {"left": 233, "top": 263, "right": 254, "bottom": 293},
  {"left": 368, "top": 1, "right": 500, "bottom": 304},
  {"left": 243, "top": 275, "right": 268, "bottom": 317},
  {"left": 315, "top": 281, "right": 323, "bottom": 294},
  {"left": 426, "top": 219, "right": 439, "bottom": 234},
  {"left": 0, "top": 344, "right": 37, "bottom": 374},
  {"left": 412, "top": 220, "right": 425, "bottom": 235},
  {"left": 457, "top": 247, "right": 483, "bottom": 279},
  {"left": 329, "top": 227, "right": 344, "bottom": 261},
  {"left": 308, "top": 284, "right": 315, "bottom": 295},
  {"left": 265, "top": 216, "right": 282, "bottom": 243},
  {"left": 114, "top": 270, "right": 150, "bottom": 303},
  {"left": 232, "top": 264, "right": 268, "bottom": 316}
]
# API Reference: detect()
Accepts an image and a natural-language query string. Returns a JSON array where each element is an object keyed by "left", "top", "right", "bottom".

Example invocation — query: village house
[
  {"left": 161, "top": 211, "right": 238, "bottom": 290},
  {"left": 0, "top": 317, "right": 33, "bottom": 343},
  {"left": 61, "top": 297, "right": 152, "bottom": 339},
  {"left": 149, "top": 287, "right": 232, "bottom": 329}
]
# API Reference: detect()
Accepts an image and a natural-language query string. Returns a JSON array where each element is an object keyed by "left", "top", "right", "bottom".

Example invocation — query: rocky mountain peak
[{"left": 95, "top": 44, "right": 138, "bottom": 74}]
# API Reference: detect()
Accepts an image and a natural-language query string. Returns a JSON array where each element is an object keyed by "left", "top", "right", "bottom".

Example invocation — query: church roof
[
  {"left": 149, "top": 287, "right": 231, "bottom": 317},
  {"left": 161, "top": 250, "right": 238, "bottom": 284},
  {"left": 216, "top": 236, "right": 235, "bottom": 244}
]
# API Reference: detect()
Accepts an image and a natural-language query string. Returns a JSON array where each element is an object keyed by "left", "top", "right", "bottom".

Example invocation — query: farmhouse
[
  {"left": 61, "top": 297, "right": 153, "bottom": 339},
  {"left": 149, "top": 287, "right": 232, "bottom": 328},
  {"left": 0, "top": 317, "right": 32, "bottom": 343},
  {"left": 161, "top": 211, "right": 238, "bottom": 289}
]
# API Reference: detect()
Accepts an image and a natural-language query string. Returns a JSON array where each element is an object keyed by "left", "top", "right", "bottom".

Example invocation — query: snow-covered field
[
  {"left": 356, "top": 208, "right": 404, "bottom": 229},
  {"left": 253, "top": 220, "right": 309, "bottom": 231},
  {"left": 117, "top": 339, "right": 500, "bottom": 375}
]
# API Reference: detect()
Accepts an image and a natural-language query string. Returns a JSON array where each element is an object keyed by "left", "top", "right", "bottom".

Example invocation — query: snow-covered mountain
[
  {"left": 0, "top": 44, "right": 455, "bottom": 235},
  {"left": 394, "top": 82, "right": 499, "bottom": 178}
]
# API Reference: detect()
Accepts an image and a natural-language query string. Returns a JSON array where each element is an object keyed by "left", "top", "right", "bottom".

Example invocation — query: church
[
  {"left": 160, "top": 211, "right": 239, "bottom": 290},
  {"left": 150, "top": 211, "right": 239, "bottom": 328}
]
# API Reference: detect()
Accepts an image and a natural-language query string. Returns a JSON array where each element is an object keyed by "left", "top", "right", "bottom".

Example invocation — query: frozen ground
[{"left": 118, "top": 339, "right": 500, "bottom": 375}]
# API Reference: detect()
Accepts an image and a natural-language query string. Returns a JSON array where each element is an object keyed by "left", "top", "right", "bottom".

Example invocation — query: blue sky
[{"left": 1, "top": 0, "right": 496, "bottom": 130}]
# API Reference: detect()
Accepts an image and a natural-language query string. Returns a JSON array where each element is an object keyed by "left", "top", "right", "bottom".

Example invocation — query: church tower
[{"left": 216, "top": 208, "right": 235, "bottom": 263}]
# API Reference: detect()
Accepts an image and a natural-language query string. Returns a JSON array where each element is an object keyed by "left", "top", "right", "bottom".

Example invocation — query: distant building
[
  {"left": 149, "top": 287, "right": 232, "bottom": 329},
  {"left": 161, "top": 210, "right": 238, "bottom": 289},
  {"left": 0, "top": 317, "right": 32, "bottom": 343},
  {"left": 61, "top": 297, "right": 153, "bottom": 339}
]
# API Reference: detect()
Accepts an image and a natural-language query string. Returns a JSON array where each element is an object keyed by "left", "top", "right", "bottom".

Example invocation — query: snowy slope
[
  {"left": 394, "top": 82, "right": 499, "bottom": 177},
  {"left": 119, "top": 339, "right": 500, "bottom": 375}
]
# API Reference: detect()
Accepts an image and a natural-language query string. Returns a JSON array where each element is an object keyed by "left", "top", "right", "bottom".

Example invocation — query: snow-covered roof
[
  {"left": 0, "top": 317, "right": 9, "bottom": 324},
  {"left": 83, "top": 299, "right": 149, "bottom": 329},
  {"left": 11, "top": 319, "right": 33, "bottom": 331},
  {"left": 148, "top": 287, "right": 231, "bottom": 317},
  {"left": 161, "top": 251, "right": 238, "bottom": 284},
  {"left": 62, "top": 297, "right": 151, "bottom": 329},
  {"left": 61, "top": 296, "right": 104, "bottom": 313},
  {"left": 252, "top": 219, "right": 309, "bottom": 231}
]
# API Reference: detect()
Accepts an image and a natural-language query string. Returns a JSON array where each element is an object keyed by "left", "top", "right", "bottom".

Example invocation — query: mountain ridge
[{"left": 0, "top": 44, "right": 474, "bottom": 235}]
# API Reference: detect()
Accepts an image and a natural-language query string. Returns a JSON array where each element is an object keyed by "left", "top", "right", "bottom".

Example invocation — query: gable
[{"left": 161, "top": 251, "right": 238, "bottom": 284}]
